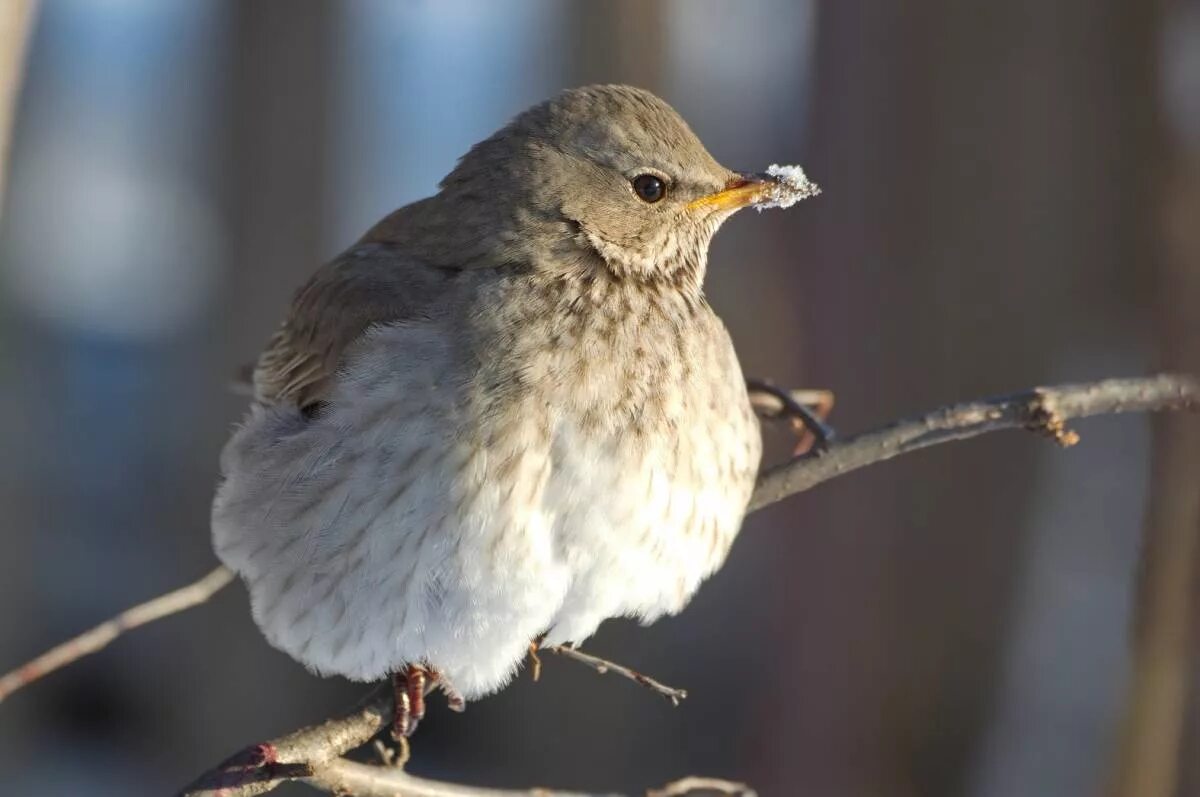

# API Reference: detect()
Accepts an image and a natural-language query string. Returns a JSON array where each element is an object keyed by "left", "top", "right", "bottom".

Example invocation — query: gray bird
[{"left": 212, "top": 84, "right": 819, "bottom": 736}]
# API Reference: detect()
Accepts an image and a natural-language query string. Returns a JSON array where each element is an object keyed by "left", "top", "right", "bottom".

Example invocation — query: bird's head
[{"left": 369, "top": 85, "right": 819, "bottom": 294}]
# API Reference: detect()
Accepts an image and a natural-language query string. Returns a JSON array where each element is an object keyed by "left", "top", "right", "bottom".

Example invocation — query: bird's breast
[{"left": 503, "top": 294, "right": 762, "bottom": 628}]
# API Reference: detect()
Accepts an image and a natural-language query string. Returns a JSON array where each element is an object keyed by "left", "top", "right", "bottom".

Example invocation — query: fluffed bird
[{"left": 213, "top": 84, "right": 820, "bottom": 736}]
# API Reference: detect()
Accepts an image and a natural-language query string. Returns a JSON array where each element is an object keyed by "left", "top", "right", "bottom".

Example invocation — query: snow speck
[{"left": 756, "top": 163, "right": 821, "bottom": 211}]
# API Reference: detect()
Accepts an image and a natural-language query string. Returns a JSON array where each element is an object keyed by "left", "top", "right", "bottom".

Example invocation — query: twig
[
  {"left": 1, "top": 374, "right": 1197, "bottom": 796},
  {"left": 167, "top": 374, "right": 1197, "bottom": 797},
  {"left": 188, "top": 722, "right": 742, "bottom": 797},
  {"left": 177, "top": 686, "right": 392, "bottom": 797},
  {"left": 308, "top": 762, "right": 755, "bottom": 797},
  {"left": 646, "top": 778, "right": 756, "bottom": 797},
  {"left": 7, "top": 376, "right": 1192, "bottom": 707},
  {"left": 549, "top": 645, "right": 688, "bottom": 706},
  {"left": 179, "top": 684, "right": 739, "bottom": 797},
  {"left": 0, "top": 565, "right": 233, "bottom": 704},
  {"left": 749, "top": 374, "right": 1198, "bottom": 511},
  {"left": 305, "top": 757, "right": 621, "bottom": 797},
  {"left": 181, "top": 658, "right": 682, "bottom": 797}
]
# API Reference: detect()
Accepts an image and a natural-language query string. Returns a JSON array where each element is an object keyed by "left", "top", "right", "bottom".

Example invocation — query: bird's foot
[
  {"left": 390, "top": 665, "right": 428, "bottom": 739},
  {"left": 528, "top": 639, "right": 543, "bottom": 682},
  {"left": 390, "top": 665, "right": 466, "bottom": 739},
  {"left": 747, "top": 379, "right": 836, "bottom": 455},
  {"left": 435, "top": 671, "right": 466, "bottom": 713}
]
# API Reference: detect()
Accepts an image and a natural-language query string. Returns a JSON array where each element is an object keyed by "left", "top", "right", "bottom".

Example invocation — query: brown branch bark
[
  {"left": 305, "top": 757, "right": 623, "bottom": 797},
  {"left": 178, "top": 686, "right": 392, "bottom": 797},
  {"left": 0, "top": 565, "right": 233, "bottom": 703},
  {"left": 749, "top": 374, "right": 1198, "bottom": 511},
  {"left": 0, "top": 374, "right": 1195, "bottom": 795},
  {"left": 169, "top": 373, "right": 1196, "bottom": 797},
  {"left": 306, "top": 763, "right": 753, "bottom": 797},
  {"left": 548, "top": 645, "right": 689, "bottom": 706},
  {"left": 177, "top": 683, "right": 751, "bottom": 797}
]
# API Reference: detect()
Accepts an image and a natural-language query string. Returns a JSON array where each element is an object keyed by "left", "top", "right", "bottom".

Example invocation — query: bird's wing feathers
[{"left": 254, "top": 243, "right": 459, "bottom": 409}]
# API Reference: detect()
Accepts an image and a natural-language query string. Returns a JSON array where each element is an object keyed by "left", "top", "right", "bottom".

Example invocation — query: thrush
[{"left": 212, "top": 84, "right": 820, "bottom": 736}]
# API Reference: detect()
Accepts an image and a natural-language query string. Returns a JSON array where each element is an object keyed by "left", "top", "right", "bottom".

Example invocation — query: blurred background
[{"left": 1, "top": 1, "right": 1197, "bottom": 795}]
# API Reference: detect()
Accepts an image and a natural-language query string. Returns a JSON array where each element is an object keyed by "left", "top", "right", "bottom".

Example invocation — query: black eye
[{"left": 631, "top": 174, "right": 666, "bottom": 203}]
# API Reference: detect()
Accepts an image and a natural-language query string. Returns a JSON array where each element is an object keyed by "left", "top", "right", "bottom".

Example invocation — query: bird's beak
[{"left": 686, "top": 172, "right": 780, "bottom": 213}]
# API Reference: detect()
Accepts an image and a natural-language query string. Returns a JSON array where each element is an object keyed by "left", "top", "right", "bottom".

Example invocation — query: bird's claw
[
  {"left": 440, "top": 677, "right": 466, "bottom": 713},
  {"left": 391, "top": 665, "right": 428, "bottom": 740},
  {"left": 391, "top": 665, "right": 466, "bottom": 738},
  {"left": 528, "top": 639, "right": 543, "bottom": 682}
]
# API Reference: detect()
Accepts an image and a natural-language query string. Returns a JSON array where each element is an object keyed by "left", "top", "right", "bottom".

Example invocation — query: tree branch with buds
[{"left": 0, "top": 373, "right": 1195, "bottom": 796}]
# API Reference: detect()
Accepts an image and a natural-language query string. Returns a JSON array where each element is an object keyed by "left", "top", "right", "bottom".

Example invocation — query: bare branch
[
  {"left": 305, "top": 757, "right": 621, "bottom": 797},
  {"left": 646, "top": 778, "right": 756, "bottom": 797},
  {"left": 1, "top": 374, "right": 1196, "bottom": 795},
  {"left": 7, "top": 375, "right": 1192, "bottom": 707},
  {"left": 177, "top": 686, "right": 392, "bottom": 797},
  {"left": 306, "top": 763, "right": 755, "bottom": 797},
  {"left": 0, "top": 565, "right": 233, "bottom": 704},
  {"left": 178, "top": 683, "right": 744, "bottom": 797},
  {"left": 549, "top": 645, "right": 688, "bottom": 706},
  {"left": 169, "top": 374, "right": 1198, "bottom": 797},
  {"left": 749, "top": 374, "right": 1198, "bottom": 511}
]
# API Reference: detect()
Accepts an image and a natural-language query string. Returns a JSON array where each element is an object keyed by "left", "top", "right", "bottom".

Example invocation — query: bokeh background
[{"left": 1, "top": 1, "right": 1198, "bottom": 795}]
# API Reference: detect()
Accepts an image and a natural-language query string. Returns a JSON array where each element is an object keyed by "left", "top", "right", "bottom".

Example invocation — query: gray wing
[{"left": 253, "top": 243, "right": 460, "bottom": 409}]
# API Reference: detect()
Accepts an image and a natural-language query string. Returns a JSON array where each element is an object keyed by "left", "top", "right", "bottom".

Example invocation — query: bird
[{"left": 212, "top": 84, "right": 820, "bottom": 737}]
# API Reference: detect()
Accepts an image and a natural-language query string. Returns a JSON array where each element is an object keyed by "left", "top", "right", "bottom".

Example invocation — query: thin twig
[
  {"left": 749, "top": 374, "right": 1198, "bottom": 511},
  {"left": 177, "top": 686, "right": 392, "bottom": 797},
  {"left": 7, "top": 375, "right": 1192, "bottom": 709},
  {"left": 549, "top": 645, "right": 688, "bottom": 706},
  {"left": 306, "top": 757, "right": 622, "bottom": 797},
  {"left": 166, "top": 374, "right": 1198, "bottom": 797},
  {"left": 187, "top": 718, "right": 741, "bottom": 797},
  {"left": 1, "top": 375, "right": 1197, "bottom": 796},
  {"left": 179, "top": 685, "right": 734, "bottom": 797},
  {"left": 646, "top": 778, "right": 757, "bottom": 797},
  {"left": 308, "top": 760, "right": 756, "bottom": 797},
  {"left": 180, "top": 650, "right": 691, "bottom": 797},
  {"left": 0, "top": 565, "right": 233, "bottom": 704}
]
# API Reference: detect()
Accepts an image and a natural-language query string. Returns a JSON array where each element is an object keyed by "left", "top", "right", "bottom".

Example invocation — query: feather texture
[{"left": 211, "top": 85, "right": 807, "bottom": 704}]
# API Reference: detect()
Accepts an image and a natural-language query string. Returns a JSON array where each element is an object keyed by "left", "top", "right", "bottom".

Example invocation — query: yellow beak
[{"left": 686, "top": 173, "right": 780, "bottom": 212}]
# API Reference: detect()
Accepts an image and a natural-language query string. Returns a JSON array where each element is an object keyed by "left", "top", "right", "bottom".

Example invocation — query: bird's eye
[{"left": 631, "top": 174, "right": 666, "bottom": 203}]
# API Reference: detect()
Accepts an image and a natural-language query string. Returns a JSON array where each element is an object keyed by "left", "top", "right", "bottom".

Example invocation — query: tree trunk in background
[
  {"left": 1108, "top": 0, "right": 1200, "bottom": 785},
  {"left": 1, "top": 2, "right": 1187, "bottom": 793},
  {"left": 0, "top": 0, "right": 36, "bottom": 214},
  {"left": 569, "top": 0, "right": 665, "bottom": 87},
  {"left": 759, "top": 1, "right": 1164, "bottom": 794},
  {"left": 186, "top": 0, "right": 361, "bottom": 773}
]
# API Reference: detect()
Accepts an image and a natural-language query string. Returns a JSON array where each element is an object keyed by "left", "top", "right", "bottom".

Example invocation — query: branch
[
  {"left": 170, "top": 373, "right": 1197, "bottom": 796},
  {"left": 178, "top": 686, "right": 391, "bottom": 797},
  {"left": 177, "top": 682, "right": 750, "bottom": 797},
  {"left": 748, "top": 374, "right": 1198, "bottom": 511},
  {"left": 0, "top": 565, "right": 233, "bottom": 704},
  {"left": 548, "top": 645, "right": 688, "bottom": 706},
  {"left": 0, "top": 374, "right": 1195, "bottom": 796},
  {"left": 305, "top": 763, "right": 753, "bottom": 797},
  {"left": 304, "top": 757, "right": 621, "bottom": 797},
  {"left": 8, "top": 375, "right": 1192, "bottom": 706}
]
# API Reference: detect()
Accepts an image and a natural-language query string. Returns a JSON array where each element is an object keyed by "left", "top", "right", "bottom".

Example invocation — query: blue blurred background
[{"left": 1, "top": 1, "right": 1198, "bottom": 795}]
